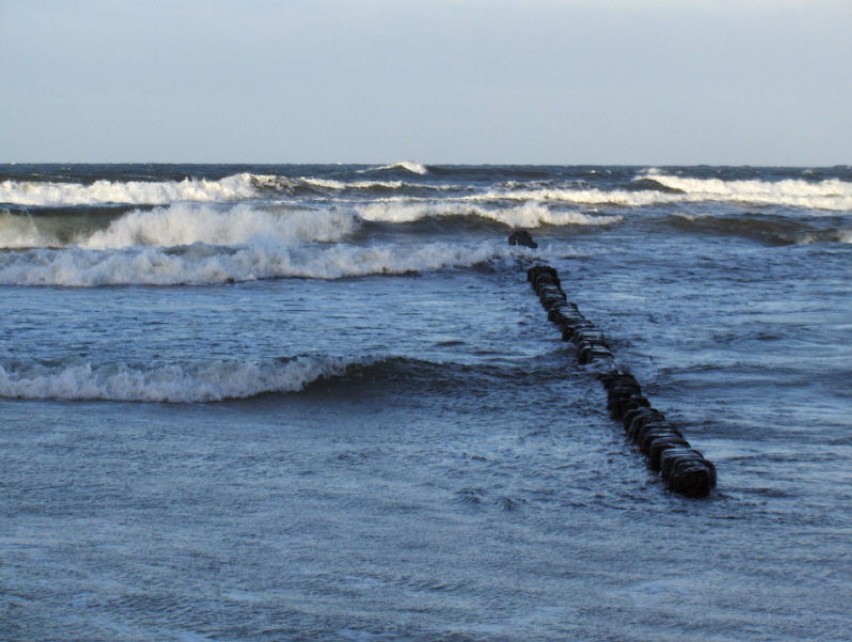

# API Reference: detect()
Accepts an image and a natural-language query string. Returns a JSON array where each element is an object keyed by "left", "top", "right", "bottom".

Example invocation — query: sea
[{"left": 1, "top": 163, "right": 850, "bottom": 641}]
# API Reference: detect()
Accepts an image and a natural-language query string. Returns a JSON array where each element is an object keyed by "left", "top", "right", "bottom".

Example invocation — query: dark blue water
[{"left": 1, "top": 164, "right": 850, "bottom": 641}]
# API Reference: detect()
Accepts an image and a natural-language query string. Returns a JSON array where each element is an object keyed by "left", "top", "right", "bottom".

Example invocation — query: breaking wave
[
  {"left": 0, "top": 171, "right": 451, "bottom": 208},
  {"left": 464, "top": 173, "right": 852, "bottom": 211},
  {"left": 0, "top": 173, "right": 265, "bottom": 207},
  {"left": 0, "top": 204, "right": 359, "bottom": 250},
  {"left": 80, "top": 204, "right": 358, "bottom": 250},
  {"left": 0, "top": 354, "right": 562, "bottom": 403},
  {"left": 642, "top": 171, "right": 852, "bottom": 211},
  {"left": 360, "top": 161, "right": 430, "bottom": 175},
  {"left": 0, "top": 355, "right": 370, "bottom": 403},
  {"left": 0, "top": 200, "right": 616, "bottom": 253},
  {"left": 355, "top": 201, "right": 621, "bottom": 228},
  {"left": 0, "top": 240, "right": 522, "bottom": 286}
]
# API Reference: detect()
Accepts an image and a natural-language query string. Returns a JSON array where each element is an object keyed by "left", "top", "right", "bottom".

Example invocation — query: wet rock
[
  {"left": 547, "top": 301, "right": 579, "bottom": 324},
  {"left": 532, "top": 271, "right": 554, "bottom": 286},
  {"left": 509, "top": 229, "right": 538, "bottom": 248},
  {"left": 561, "top": 320, "right": 596, "bottom": 342},
  {"left": 539, "top": 289, "right": 568, "bottom": 310},
  {"left": 599, "top": 372, "right": 641, "bottom": 393},
  {"left": 627, "top": 418, "right": 668, "bottom": 444},
  {"left": 523, "top": 260, "right": 716, "bottom": 497},
  {"left": 660, "top": 447, "right": 716, "bottom": 497},
  {"left": 603, "top": 373, "right": 647, "bottom": 420},
  {"left": 527, "top": 265, "right": 559, "bottom": 286},
  {"left": 577, "top": 341, "right": 614, "bottom": 365},
  {"left": 607, "top": 393, "right": 650, "bottom": 420},
  {"left": 571, "top": 328, "right": 608, "bottom": 347},
  {"left": 637, "top": 425, "right": 685, "bottom": 456},
  {"left": 647, "top": 435, "right": 692, "bottom": 470},
  {"left": 623, "top": 406, "right": 666, "bottom": 434}
]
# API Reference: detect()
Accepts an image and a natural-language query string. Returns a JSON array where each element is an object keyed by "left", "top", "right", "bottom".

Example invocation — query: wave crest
[
  {"left": 0, "top": 204, "right": 360, "bottom": 251},
  {"left": 355, "top": 202, "right": 621, "bottom": 228},
  {"left": 0, "top": 173, "right": 263, "bottom": 207},
  {"left": 0, "top": 240, "right": 520, "bottom": 286},
  {"left": 361, "top": 161, "right": 429, "bottom": 175},
  {"left": 463, "top": 174, "right": 852, "bottom": 211},
  {"left": 0, "top": 356, "right": 367, "bottom": 403},
  {"left": 80, "top": 204, "right": 359, "bottom": 250},
  {"left": 641, "top": 172, "right": 852, "bottom": 211}
]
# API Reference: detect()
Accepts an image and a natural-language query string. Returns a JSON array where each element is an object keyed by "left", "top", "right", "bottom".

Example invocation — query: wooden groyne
[{"left": 525, "top": 261, "right": 717, "bottom": 498}]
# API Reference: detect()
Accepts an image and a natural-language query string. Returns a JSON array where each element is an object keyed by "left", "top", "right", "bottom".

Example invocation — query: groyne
[{"left": 523, "top": 257, "right": 717, "bottom": 498}]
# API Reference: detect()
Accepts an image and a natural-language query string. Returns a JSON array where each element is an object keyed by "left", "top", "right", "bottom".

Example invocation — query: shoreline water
[{"left": 2, "top": 164, "right": 850, "bottom": 641}]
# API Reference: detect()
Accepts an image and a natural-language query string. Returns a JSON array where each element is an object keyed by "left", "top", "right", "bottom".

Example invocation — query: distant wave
[
  {"left": 0, "top": 355, "right": 368, "bottom": 402},
  {"left": 0, "top": 171, "right": 452, "bottom": 207},
  {"left": 355, "top": 201, "right": 622, "bottom": 228},
  {"left": 0, "top": 239, "right": 523, "bottom": 286},
  {"left": 0, "top": 200, "right": 616, "bottom": 253},
  {"left": 0, "top": 204, "right": 359, "bottom": 250},
  {"left": 297, "top": 177, "right": 452, "bottom": 194},
  {"left": 299, "top": 177, "right": 406, "bottom": 191},
  {"left": 80, "top": 204, "right": 358, "bottom": 250},
  {"left": 359, "top": 161, "right": 430, "bottom": 175},
  {"left": 666, "top": 212, "right": 852, "bottom": 246},
  {"left": 641, "top": 171, "right": 852, "bottom": 211},
  {"left": 463, "top": 174, "right": 852, "bottom": 211},
  {"left": 0, "top": 173, "right": 265, "bottom": 207}
]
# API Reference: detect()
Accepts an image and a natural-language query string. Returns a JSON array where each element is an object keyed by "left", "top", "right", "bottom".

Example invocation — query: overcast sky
[{"left": 1, "top": 0, "right": 850, "bottom": 165}]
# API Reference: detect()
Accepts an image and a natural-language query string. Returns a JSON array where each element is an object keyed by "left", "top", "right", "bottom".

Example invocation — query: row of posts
[{"left": 526, "top": 262, "right": 717, "bottom": 498}]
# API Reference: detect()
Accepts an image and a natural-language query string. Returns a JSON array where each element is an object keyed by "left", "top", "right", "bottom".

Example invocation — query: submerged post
[{"left": 519, "top": 235, "right": 716, "bottom": 498}]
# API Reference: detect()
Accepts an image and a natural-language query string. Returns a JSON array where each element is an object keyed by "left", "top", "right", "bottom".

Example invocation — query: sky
[{"left": 1, "top": 0, "right": 850, "bottom": 165}]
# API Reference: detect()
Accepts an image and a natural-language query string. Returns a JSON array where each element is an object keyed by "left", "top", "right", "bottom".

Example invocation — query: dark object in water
[
  {"left": 628, "top": 177, "right": 685, "bottom": 194},
  {"left": 660, "top": 447, "right": 717, "bottom": 497},
  {"left": 508, "top": 229, "right": 538, "bottom": 248},
  {"left": 524, "top": 262, "right": 717, "bottom": 498}
]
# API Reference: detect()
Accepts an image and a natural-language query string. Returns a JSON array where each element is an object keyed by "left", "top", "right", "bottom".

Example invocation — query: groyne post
[{"left": 520, "top": 244, "right": 716, "bottom": 498}]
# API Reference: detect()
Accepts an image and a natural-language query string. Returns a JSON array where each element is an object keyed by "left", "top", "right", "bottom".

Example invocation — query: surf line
[{"left": 510, "top": 230, "right": 717, "bottom": 498}]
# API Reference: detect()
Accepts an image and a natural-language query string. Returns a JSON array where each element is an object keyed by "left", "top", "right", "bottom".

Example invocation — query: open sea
[{"left": 1, "top": 163, "right": 850, "bottom": 641}]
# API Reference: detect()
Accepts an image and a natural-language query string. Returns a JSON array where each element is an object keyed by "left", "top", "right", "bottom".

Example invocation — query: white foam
[
  {"left": 0, "top": 356, "right": 362, "bottom": 402},
  {"left": 0, "top": 204, "right": 360, "bottom": 251},
  {"left": 644, "top": 173, "right": 852, "bottom": 211},
  {"left": 0, "top": 212, "right": 56, "bottom": 248},
  {"left": 0, "top": 173, "right": 262, "bottom": 206},
  {"left": 463, "top": 176, "right": 852, "bottom": 211},
  {"left": 464, "top": 188, "right": 673, "bottom": 208},
  {"left": 79, "top": 204, "right": 358, "bottom": 250},
  {"left": 362, "top": 161, "right": 429, "bottom": 175},
  {"left": 0, "top": 240, "right": 521, "bottom": 286}
]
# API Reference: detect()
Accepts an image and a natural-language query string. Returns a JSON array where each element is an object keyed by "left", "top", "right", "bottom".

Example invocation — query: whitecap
[
  {"left": 0, "top": 173, "right": 262, "bottom": 207},
  {"left": 0, "top": 356, "right": 365, "bottom": 403},
  {"left": 0, "top": 240, "right": 522, "bottom": 287},
  {"left": 361, "top": 161, "right": 429, "bottom": 175}
]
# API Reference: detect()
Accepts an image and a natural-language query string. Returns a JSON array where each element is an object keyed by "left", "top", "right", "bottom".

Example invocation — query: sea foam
[
  {"left": 0, "top": 239, "right": 523, "bottom": 286},
  {"left": 79, "top": 204, "right": 359, "bottom": 250},
  {"left": 368, "top": 161, "right": 429, "bottom": 175},
  {"left": 0, "top": 356, "right": 365, "bottom": 402},
  {"left": 0, "top": 204, "right": 359, "bottom": 251},
  {"left": 644, "top": 173, "right": 852, "bottom": 211},
  {"left": 464, "top": 175, "right": 852, "bottom": 211},
  {"left": 0, "top": 173, "right": 262, "bottom": 206}
]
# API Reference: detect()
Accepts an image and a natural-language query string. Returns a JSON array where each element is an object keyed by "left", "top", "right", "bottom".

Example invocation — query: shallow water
[{"left": 2, "top": 164, "right": 850, "bottom": 641}]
